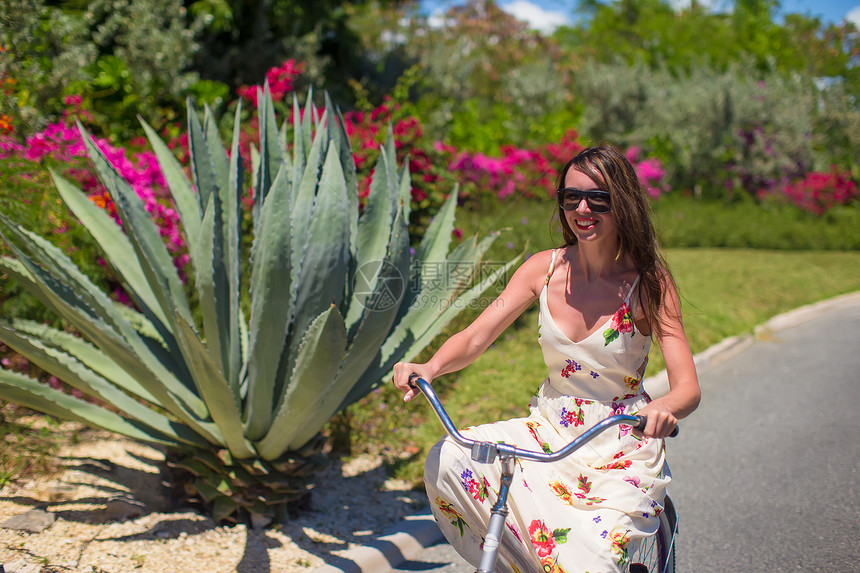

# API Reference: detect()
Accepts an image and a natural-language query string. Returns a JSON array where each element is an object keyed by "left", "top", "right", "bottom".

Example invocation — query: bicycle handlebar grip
[
  {"left": 634, "top": 415, "right": 680, "bottom": 438},
  {"left": 408, "top": 373, "right": 420, "bottom": 389}
]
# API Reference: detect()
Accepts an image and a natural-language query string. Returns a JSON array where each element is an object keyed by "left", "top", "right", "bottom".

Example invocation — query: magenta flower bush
[
  {"left": 759, "top": 170, "right": 859, "bottom": 215},
  {"left": 0, "top": 106, "right": 189, "bottom": 274},
  {"left": 437, "top": 132, "right": 671, "bottom": 203},
  {"left": 236, "top": 59, "right": 304, "bottom": 106},
  {"left": 435, "top": 130, "right": 583, "bottom": 203},
  {"left": 625, "top": 146, "right": 669, "bottom": 199}
]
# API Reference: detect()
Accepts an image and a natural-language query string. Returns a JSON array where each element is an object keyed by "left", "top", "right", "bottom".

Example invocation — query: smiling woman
[{"left": 393, "top": 144, "right": 700, "bottom": 572}]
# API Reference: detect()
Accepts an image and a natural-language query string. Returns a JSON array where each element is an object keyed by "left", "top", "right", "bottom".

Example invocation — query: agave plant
[{"left": 0, "top": 88, "right": 519, "bottom": 523}]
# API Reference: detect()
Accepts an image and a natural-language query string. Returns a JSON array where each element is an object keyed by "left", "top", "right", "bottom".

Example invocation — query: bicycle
[{"left": 409, "top": 375, "right": 679, "bottom": 573}]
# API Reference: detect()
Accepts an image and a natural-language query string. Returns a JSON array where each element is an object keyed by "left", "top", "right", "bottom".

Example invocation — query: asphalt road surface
[{"left": 391, "top": 295, "right": 860, "bottom": 572}]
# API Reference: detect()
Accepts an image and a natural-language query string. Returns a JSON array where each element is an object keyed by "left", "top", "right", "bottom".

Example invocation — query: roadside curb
[
  {"left": 311, "top": 290, "right": 860, "bottom": 573},
  {"left": 310, "top": 511, "right": 442, "bottom": 573}
]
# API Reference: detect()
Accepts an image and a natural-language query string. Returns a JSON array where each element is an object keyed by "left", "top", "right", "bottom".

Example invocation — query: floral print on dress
[
  {"left": 526, "top": 421, "right": 553, "bottom": 454},
  {"left": 529, "top": 519, "right": 570, "bottom": 558},
  {"left": 623, "top": 475, "right": 641, "bottom": 487},
  {"left": 507, "top": 521, "right": 524, "bottom": 544},
  {"left": 605, "top": 526, "right": 631, "bottom": 565},
  {"left": 434, "top": 496, "right": 470, "bottom": 536},
  {"left": 559, "top": 405, "right": 584, "bottom": 428},
  {"left": 576, "top": 474, "right": 607, "bottom": 505},
  {"left": 540, "top": 554, "right": 571, "bottom": 573},
  {"left": 460, "top": 469, "right": 491, "bottom": 503},
  {"left": 595, "top": 452, "right": 633, "bottom": 471},
  {"left": 602, "top": 302, "right": 635, "bottom": 346},
  {"left": 612, "top": 375, "right": 644, "bottom": 401},
  {"left": 560, "top": 359, "right": 582, "bottom": 378},
  {"left": 549, "top": 476, "right": 606, "bottom": 506}
]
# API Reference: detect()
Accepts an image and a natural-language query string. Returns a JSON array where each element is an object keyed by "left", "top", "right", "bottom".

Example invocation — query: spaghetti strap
[
  {"left": 624, "top": 275, "right": 641, "bottom": 304},
  {"left": 545, "top": 248, "right": 562, "bottom": 285}
]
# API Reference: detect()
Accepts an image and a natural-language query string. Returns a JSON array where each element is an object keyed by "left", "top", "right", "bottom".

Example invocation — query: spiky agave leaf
[{"left": 0, "top": 87, "right": 517, "bottom": 523}]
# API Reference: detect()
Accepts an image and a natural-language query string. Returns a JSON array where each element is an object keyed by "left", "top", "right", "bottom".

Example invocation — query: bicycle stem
[{"left": 477, "top": 455, "right": 515, "bottom": 573}]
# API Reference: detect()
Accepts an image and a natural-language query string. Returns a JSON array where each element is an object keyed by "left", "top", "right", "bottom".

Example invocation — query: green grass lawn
[{"left": 341, "top": 196, "right": 860, "bottom": 483}]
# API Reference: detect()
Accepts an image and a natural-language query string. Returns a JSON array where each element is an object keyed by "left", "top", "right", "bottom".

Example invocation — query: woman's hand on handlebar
[
  {"left": 392, "top": 362, "right": 434, "bottom": 402},
  {"left": 635, "top": 400, "right": 679, "bottom": 439}
]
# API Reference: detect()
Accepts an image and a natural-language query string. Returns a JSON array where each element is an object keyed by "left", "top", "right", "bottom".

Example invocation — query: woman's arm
[
  {"left": 637, "top": 278, "right": 701, "bottom": 438},
  {"left": 393, "top": 250, "right": 551, "bottom": 402}
]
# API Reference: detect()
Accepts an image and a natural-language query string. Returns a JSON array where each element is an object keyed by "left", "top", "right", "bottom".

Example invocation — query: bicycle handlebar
[{"left": 410, "top": 376, "right": 677, "bottom": 465}]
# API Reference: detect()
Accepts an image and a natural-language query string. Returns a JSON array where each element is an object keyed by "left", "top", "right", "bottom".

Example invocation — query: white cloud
[
  {"left": 847, "top": 6, "right": 860, "bottom": 28},
  {"left": 499, "top": 0, "right": 572, "bottom": 33},
  {"left": 667, "top": 0, "right": 725, "bottom": 10}
]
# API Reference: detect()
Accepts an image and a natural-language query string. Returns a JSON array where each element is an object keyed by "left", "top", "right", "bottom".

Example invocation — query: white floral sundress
[{"left": 424, "top": 250, "right": 670, "bottom": 573}]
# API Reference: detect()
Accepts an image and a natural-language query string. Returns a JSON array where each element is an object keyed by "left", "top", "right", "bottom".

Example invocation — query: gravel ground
[{"left": 0, "top": 427, "right": 428, "bottom": 573}]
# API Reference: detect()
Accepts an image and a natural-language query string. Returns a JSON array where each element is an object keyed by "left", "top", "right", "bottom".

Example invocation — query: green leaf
[
  {"left": 244, "top": 163, "right": 293, "bottom": 439},
  {"left": 0, "top": 218, "right": 219, "bottom": 437},
  {"left": 290, "top": 93, "right": 305, "bottom": 191},
  {"left": 50, "top": 170, "right": 168, "bottom": 326},
  {"left": 303, "top": 204, "right": 412, "bottom": 439},
  {"left": 204, "top": 103, "right": 230, "bottom": 201},
  {"left": 336, "top": 203, "right": 412, "bottom": 411},
  {"left": 291, "top": 109, "right": 328, "bottom": 245},
  {"left": 603, "top": 329, "right": 619, "bottom": 346},
  {"left": 284, "top": 141, "right": 351, "bottom": 387},
  {"left": 193, "top": 479, "right": 222, "bottom": 503},
  {"left": 194, "top": 192, "right": 226, "bottom": 379},
  {"left": 187, "top": 99, "right": 217, "bottom": 208},
  {"left": 300, "top": 87, "right": 315, "bottom": 159},
  {"left": 344, "top": 140, "right": 397, "bottom": 332},
  {"left": 0, "top": 369, "right": 178, "bottom": 446},
  {"left": 553, "top": 528, "right": 571, "bottom": 543},
  {"left": 413, "top": 186, "right": 458, "bottom": 271},
  {"left": 377, "top": 188, "right": 461, "bottom": 364},
  {"left": 77, "top": 121, "right": 193, "bottom": 332},
  {"left": 138, "top": 116, "right": 201, "bottom": 246},
  {"left": 0, "top": 322, "right": 208, "bottom": 448},
  {"left": 256, "top": 84, "right": 284, "bottom": 209},
  {"left": 222, "top": 105, "right": 244, "bottom": 389},
  {"left": 173, "top": 312, "right": 256, "bottom": 459},
  {"left": 256, "top": 305, "right": 347, "bottom": 459},
  {"left": 6, "top": 318, "right": 157, "bottom": 404},
  {"left": 399, "top": 247, "right": 522, "bottom": 365}
]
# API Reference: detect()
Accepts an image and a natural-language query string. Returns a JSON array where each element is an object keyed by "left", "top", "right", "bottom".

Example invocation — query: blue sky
[{"left": 420, "top": 0, "right": 860, "bottom": 33}]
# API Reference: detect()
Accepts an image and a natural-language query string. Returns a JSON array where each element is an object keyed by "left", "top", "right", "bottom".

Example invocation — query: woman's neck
[{"left": 569, "top": 241, "right": 623, "bottom": 282}]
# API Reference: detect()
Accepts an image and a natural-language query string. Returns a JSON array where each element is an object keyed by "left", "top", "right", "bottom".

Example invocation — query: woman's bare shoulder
[
  {"left": 509, "top": 249, "right": 559, "bottom": 295},
  {"left": 519, "top": 248, "right": 558, "bottom": 275}
]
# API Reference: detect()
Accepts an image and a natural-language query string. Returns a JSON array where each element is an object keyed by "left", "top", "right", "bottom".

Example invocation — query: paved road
[{"left": 391, "top": 295, "right": 860, "bottom": 572}]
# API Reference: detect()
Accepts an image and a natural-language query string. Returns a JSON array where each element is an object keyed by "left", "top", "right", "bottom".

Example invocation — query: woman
[{"left": 393, "top": 145, "right": 700, "bottom": 572}]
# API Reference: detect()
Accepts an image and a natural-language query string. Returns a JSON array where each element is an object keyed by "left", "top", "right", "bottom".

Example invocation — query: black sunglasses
[{"left": 557, "top": 188, "right": 612, "bottom": 213}]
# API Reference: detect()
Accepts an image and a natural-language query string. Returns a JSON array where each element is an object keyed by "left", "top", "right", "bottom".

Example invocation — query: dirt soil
[{"left": 0, "top": 426, "right": 428, "bottom": 573}]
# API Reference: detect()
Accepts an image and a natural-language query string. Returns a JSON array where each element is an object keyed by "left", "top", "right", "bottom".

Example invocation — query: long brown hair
[{"left": 556, "top": 145, "right": 677, "bottom": 338}]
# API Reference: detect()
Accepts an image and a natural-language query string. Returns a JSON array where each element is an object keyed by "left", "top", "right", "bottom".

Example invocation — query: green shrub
[
  {"left": 1, "top": 0, "right": 204, "bottom": 140},
  {"left": 574, "top": 59, "right": 821, "bottom": 198},
  {"left": 653, "top": 194, "right": 860, "bottom": 250},
  {"left": 356, "top": 0, "right": 579, "bottom": 150}
]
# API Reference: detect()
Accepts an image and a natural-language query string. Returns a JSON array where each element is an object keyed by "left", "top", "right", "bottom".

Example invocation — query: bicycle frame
[{"left": 411, "top": 376, "right": 662, "bottom": 573}]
